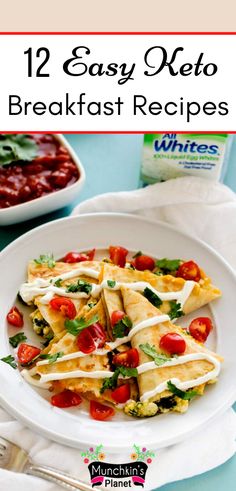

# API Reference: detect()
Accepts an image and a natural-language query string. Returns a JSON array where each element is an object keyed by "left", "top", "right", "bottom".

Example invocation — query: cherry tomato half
[
  {"left": 51, "top": 390, "right": 82, "bottom": 408},
  {"left": 77, "top": 322, "right": 106, "bottom": 353},
  {"left": 90, "top": 400, "right": 115, "bottom": 421},
  {"left": 112, "top": 384, "right": 131, "bottom": 404},
  {"left": 88, "top": 322, "right": 106, "bottom": 348},
  {"left": 76, "top": 328, "right": 96, "bottom": 354},
  {"left": 50, "top": 297, "right": 76, "bottom": 319},
  {"left": 109, "top": 246, "right": 128, "bottom": 268},
  {"left": 17, "top": 343, "right": 41, "bottom": 365},
  {"left": 133, "top": 255, "right": 155, "bottom": 271},
  {"left": 7, "top": 306, "right": 24, "bottom": 327},
  {"left": 113, "top": 348, "right": 139, "bottom": 368},
  {"left": 189, "top": 317, "right": 213, "bottom": 343},
  {"left": 111, "top": 310, "right": 125, "bottom": 328},
  {"left": 176, "top": 260, "right": 201, "bottom": 282},
  {"left": 159, "top": 332, "right": 186, "bottom": 355},
  {"left": 63, "top": 249, "right": 96, "bottom": 263}
]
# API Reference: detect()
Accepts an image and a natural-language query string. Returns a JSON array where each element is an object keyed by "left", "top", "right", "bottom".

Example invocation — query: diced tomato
[
  {"left": 176, "top": 260, "right": 201, "bottom": 282},
  {"left": 113, "top": 348, "right": 139, "bottom": 368},
  {"left": 7, "top": 306, "right": 24, "bottom": 328},
  {"left": 76, "top": 328, "right": 96, "bottom": 354},
  {"left": 90, "top": 400, "right": 115, "bottom": 421},
  {"left": 133, "top": 255, "right": 155, "bottom": 271},
  {"left": 112, "top": 384, "right": 131, "bottom": 404},
  {"left": 51, "top": 390, "right": 82, "bottom": 408},
  {"left": 63, "top": 248, "right": 95, "bottom": 263},
  {"left": 109, "top": 246, "right": 128, "bottom": 268},
  {"left": 111, "top": 310, "right": 126, "bottom": 328},
  {"left": 17, "top": 343, "right": 41, "bottom": 365},
  {"left": 49, "top": 297, "right": 76, "bottom": 319},
  {"left": 159, "top": 332, "right": 186, "bottom": 355},
  {"left": 189, "top": 317, "right": 213, "bottom": 343},
  {"left": 88, "top": 322, "right": 106, "bottom": 348}
]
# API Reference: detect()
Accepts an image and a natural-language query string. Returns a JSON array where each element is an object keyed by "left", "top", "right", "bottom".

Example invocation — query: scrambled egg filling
[
  {"left": 30, "top": 309, "right": 53, "bottom": 340},
  {"left": 124, "top": 396, "right": 189, "bottom": 418}
]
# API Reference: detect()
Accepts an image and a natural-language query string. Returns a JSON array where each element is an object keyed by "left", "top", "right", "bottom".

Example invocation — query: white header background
[{"left": 0, "top": 34, "right": 235, "bottom": 131}]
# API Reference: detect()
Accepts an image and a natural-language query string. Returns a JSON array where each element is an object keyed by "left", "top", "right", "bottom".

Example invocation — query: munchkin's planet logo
[{"left": 81, "top": 445, "right": 155, "bottom": 487}]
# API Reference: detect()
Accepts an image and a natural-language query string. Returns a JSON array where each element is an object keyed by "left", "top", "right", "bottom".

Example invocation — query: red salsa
[{"left": 0, "top": 134, "right": 79, "bottom": 208}]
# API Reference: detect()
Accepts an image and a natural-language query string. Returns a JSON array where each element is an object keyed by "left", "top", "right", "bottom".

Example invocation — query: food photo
[{"left": 0, "top": 133, "right": 236, "bottom": 490}]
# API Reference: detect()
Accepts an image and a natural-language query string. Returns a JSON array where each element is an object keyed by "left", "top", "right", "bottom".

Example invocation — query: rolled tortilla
[
  {"left": 102, "top": 263, "right": 221, "bottom": 319},
  {"left": 28, "top": 260, "right": 101, "bottom": 336},
  {"left": 121, "top": 287, "right": 222, "bottom": 407}
]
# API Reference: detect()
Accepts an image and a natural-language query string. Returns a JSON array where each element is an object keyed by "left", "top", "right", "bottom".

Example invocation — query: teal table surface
[{"left": 1, "top": 134, "right": 236, "bottom": 490}]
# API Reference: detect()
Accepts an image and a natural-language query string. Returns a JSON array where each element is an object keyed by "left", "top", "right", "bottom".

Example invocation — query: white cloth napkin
[{"left": 1, "top": 176, "right": 236, "bottom": 491}]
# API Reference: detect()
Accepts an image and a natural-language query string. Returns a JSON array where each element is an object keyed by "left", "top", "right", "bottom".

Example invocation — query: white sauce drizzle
[
  {"left": 34, "top": 351, "right": 220, "bottom": 398},
  {"left": 20, "top": 272, "right": 195, "bottom": 309}
]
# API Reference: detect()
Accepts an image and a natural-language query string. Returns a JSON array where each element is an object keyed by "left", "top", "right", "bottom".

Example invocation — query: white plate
[{"left": 0, "top": 213, "right": 236, "bottom": 452}]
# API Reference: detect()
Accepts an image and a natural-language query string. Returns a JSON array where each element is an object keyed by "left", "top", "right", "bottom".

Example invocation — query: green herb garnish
[
  {"left": 0, "top": 134, "right": 38, "bottom": 166},
  {"left": 34, "top": 254, "right": 56, "bottom": 269},
  {"left": 169, "top": 301, "right": 184, "bottom": 320},
  {"left": 107, "top": 280, "right": 116, "bottom": 288},
  {"left": 54, "top": 278, "right": 62, "bottom": 287},
  {"left": 132, "top": 251, "right": 142, "bottom": 258},
  {"left": 66, "top": 280, "right": 92, "bottom": 294},
  {"left": 143, "top": 287, "right": 162, "bottom": 307},
  {"left": 100, "top": 366, "right": 138, "bottom": 394},
  {"left": 113, "top": 315, "right": 132, "bottom": 339},
  {"left": 139, "top": 343, "right": 173, "bottom": 366},
  {"left": 167, "top": 381, "right": 198, "bottom": 400},
  {"left": 1, "top": 355, "right": 17, "bottom": 369},
  {"left": 65, "top": 315, "right": 99, "bottom": 336},
  {"left": 39, "top": 351, "right": 64, "bottom": 364},
  {"left": 156, "top": 258, "right": 181, "bottom": 274},
  {"left": 9, "top": 332, "right": 27, "bottom": 348}
]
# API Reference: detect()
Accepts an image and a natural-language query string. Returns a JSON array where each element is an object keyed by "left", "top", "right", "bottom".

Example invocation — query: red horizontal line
[
  {"left": 1, "top": 131, "right": 236, "bottom": 134},
  {"left": 0, "top": 32, "right": 236, "bottom": 35}
]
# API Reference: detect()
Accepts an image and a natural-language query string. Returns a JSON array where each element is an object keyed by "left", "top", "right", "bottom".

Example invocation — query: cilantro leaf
[
  {"left": 113, "top": 315, "right": 132, "bottom": 339},
  {"left": 65, "top": 315, "right": 99, "bottom": 336},
  {"left": 34, "top": 254, "right": 56, "bottom": 269},
  {"left": 0, "top": 134, "right": 38, "bottom": 166},
  {"left": 156, "top": 258, "right": 181, "bottom": 274},
  {"left": 100, "top": 366, "right": 138, "bottom": 394},
  {"left": 169, "top": 301, "right": 184, "bottom": 320},
  {"left": 139, "top": 343, "right": 173, "bottom": 366},
  {"left": 1, "top": 355, "right": 17, "bottom": 369},
  {"left": 9, "top": 332, "right": 27, "bottom": 348},
  {"left": 143, "top": 287, "right": 162, "bottom": 307},
  {"left": 100, "top": 370, "right": 120, "bottom": 394},
  {"left": 66, "top": 280, "right": 92, "bottom": 294},
  {"left": 118, "top": 366, "right": 138, "bottom": 378},
  {"left": 132, "top": 251, "right": 142, "bottom": 258},
  {"left": 39, "top": 351, "right": 64, "bottom": 364},
  {"left": 107, "top": 280, "right": 116, "bottom": 288},
  {"left": 54, "top": 278, "right": 62, "bottom": 287},
  {"left": 167, "top": 381, "right": 198, "bottom": 400}
]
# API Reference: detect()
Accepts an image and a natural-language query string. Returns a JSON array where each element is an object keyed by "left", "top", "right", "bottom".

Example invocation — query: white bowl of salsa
[{"left": 0, "top": 134, "right": 86, "bottom": 226}]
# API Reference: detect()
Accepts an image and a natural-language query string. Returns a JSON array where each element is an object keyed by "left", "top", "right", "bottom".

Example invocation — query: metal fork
[{"left": 0, "top": 436, "right": 99, "bottom": 491}]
